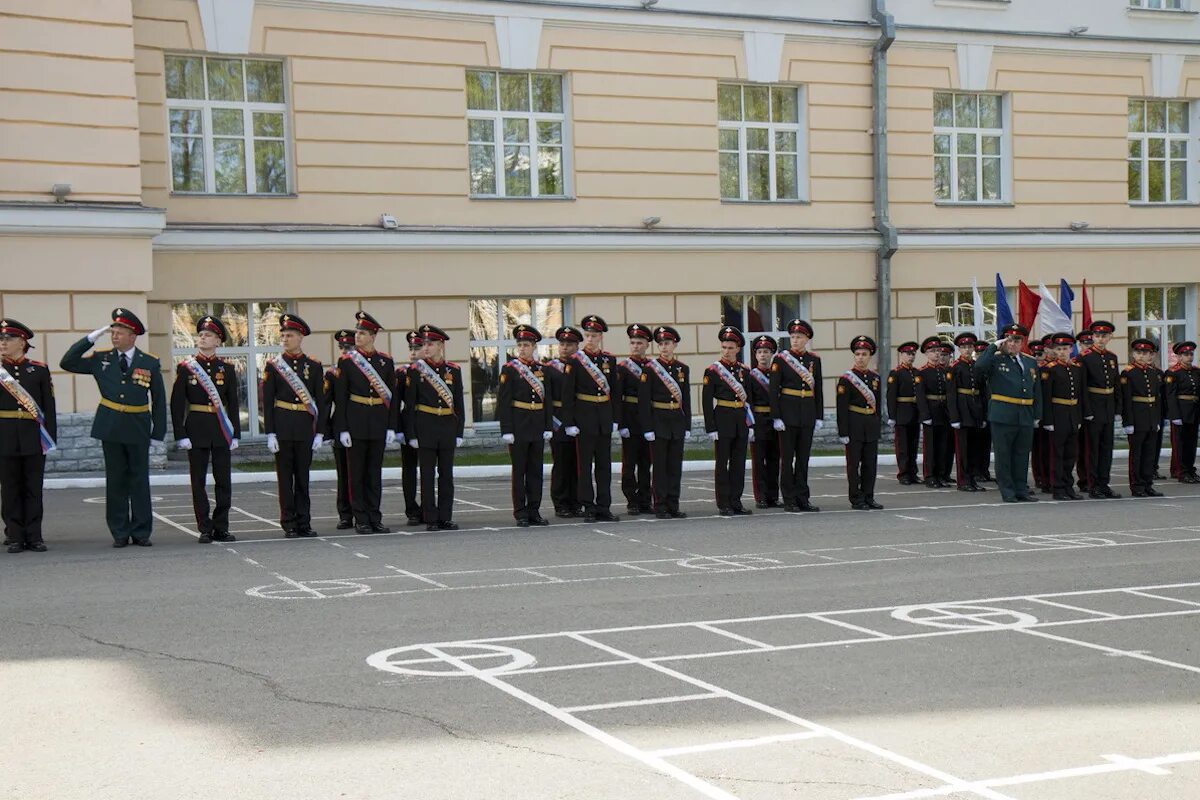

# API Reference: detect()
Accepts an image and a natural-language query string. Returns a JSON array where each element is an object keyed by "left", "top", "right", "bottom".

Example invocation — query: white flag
[
  {"left": 1034, "top": 283, "right": 1072, "bottom": 341},
  {"left": 971, "top": 277, "right": 986, "bottom": 340}
]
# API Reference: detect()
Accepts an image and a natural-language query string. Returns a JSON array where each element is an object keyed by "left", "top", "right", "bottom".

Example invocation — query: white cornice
[
  {"left": 0, "top": 205, "right": 166, "bottom": 238},
  {"left": 900, "top": 231, "right": 1200, "bottom": 250}
]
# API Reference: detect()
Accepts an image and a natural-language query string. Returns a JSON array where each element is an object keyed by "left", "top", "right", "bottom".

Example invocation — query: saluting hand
[{"left": 87, "top": 325, "right": 111, "bottom": 343}]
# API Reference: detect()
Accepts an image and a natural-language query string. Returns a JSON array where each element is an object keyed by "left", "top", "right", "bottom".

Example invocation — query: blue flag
[
  {"left": 1059, "top": 279, "right": 1077, "bottom": 356},
  {"left": 995, "top": 273, "right": 1014, "bottom": 338}
]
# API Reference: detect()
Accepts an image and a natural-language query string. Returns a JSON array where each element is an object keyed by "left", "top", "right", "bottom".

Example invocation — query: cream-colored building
[{"left": 2, "top": 0, "right": 1198, "bottom": 462}]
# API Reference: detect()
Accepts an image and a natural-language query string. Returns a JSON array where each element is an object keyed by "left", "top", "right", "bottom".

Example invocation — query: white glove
[
  {"left": 1123, "top": 425, "right": 1135, "bottom": 435},
  {"left": 708, "top": 431, "right": 719, "bottom": 441},
  {"left": 643, "top": 431, "right": 655, "bottom": 442},
  {"left": 311, "top": 434, "right": 323, "bottom": 451},
  {"left": 542, "top": 430, "right": 552, "bottom": 441},
  {"left": 455, "top": 437, "right": 463, "bottom": 447},
  {"left": 396, "top": 432, "right": 405, "bottom": 445},
  {"left": 87, "top": 325, "right": 111, "bottom": 343},
  {"left": 230, "top": 438, "right": 239, "bottom": 451},
  {"left": 950, "top": 422, "right": 961, "bottom": 430},
  {"left": 1043, "top": 425, "right": 1054, "bottom": 432},
  {"left": 619, "top": 428, "right": 630, "bottom": 439},
  {"left": 886, "top": 419, "right": 896, "bottom": 429},
  {"left": 176, "top": 437, "right": 192, "bottom": 451},
  {"left": 1155, "top": 425, "right": 1160, "bottom": 432},
  {"left": 922, "top": 419, "right": 933, "bottom": 427},
  {"left": 773, "top": 419, "right": 785, "bottom": 432},
  {"left": 981, "top": 421, "right": 987, "bottom": 429},
  {"left": 385, "top": 429, "right": 396, "bottom": 446},
  {"left": 408, "top": 438, "right": 419, "bottom": 449},
  {"left": 565, "top": 426, "right": 580, "bottom": 437},
  {"left": 151, "top": 440, "right": 164, "bottom": 453},
  {"left": 501, "top": 433, "right": 515, "bottom": 444},
  {"left": 1172, "top": 419, "right": 1183, "bottom": 426},
  {"left": 267, "top": 433, "right": 280, "bottom": 454},
  {"left": 612, "top": 423, "right": 619, "bottom": 434},
  {"left": 1084, "top": 416, "right": 1093, "bottom": 421},
  {"left": 748, "top": 428, "right": 755, "bottom": 443},
  {"left": 814, "top": 419, "right": 824, "bottom": 431},
  {"left": 338, "top": 432, "right": 351, "bottom": 448},
  {"left": 684, "top": 430, "right": 692, "bottom": 440},
  {"left": 838, "top": 436, "right": 850, "bottom": 445}
]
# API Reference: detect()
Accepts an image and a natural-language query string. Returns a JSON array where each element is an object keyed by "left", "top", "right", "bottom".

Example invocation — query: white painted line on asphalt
[
  {"left": 1124, "top": 589, "right": 1200, "bottom": 608},
  {"left": 1016, "top": 627, "right": 1200, "bottom": 676},
  {"left": 518, "top": 568, "right": 564, "bottom": 583},
  {"left": 808, "top": 614, "right": 892, "bottom": 639},
  {"left": 648, "top": 730, "right": 826, "bottom": 759},
  {"left": 693, "top": 623, "right": 772, "bottom": 650},
  {"left": 152, "top": 512, "right": 200, "bottom": 539},
  {"left": 456, "top": 498, "right": 499, "bottom": 511},
  {"left": 383, "top": 565, "right": 449, "bottom": 589},
  {"left": 617, "top": 563, "right": 669, "bottom": 577},
  {"left": 893, "top": 515, "right": 927, "bottom": 521},
  {"left": 1025, "top": 598, "right": 1120, "bottom": 619},
  {"left": 560, "top": 692, "right": 721, "bottom": 714},
  {"left": 231, "top": 506, "right": 282, "bottom": 528},
  {"left": 354, "top": 552, "right": 371, "bottom": 559}
]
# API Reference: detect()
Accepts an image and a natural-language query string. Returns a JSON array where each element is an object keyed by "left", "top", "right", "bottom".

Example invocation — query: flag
[
  {"left": 1059, "top": 279, "right": 1077, "bottom": 356},
  {"left": 995, "top": 272, "right": 1014, "bottom": 338},
  {"left": 971, "top": 277, "right": 986, "bottom": 340},
  {"left": 1034, "top": 283, "right": 1072, "bottom": 341},
  {"left": 1081, "top": 279, "right": 1093, "bottom": 332},
  {"left": 1018, "top": 281, "right": 1041, "bottom": 340}
]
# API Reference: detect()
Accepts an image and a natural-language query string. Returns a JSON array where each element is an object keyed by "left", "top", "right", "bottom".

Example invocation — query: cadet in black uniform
[
  {"left": 0, "top": 319, "right": 56, "bottom": 553},
  {"left": 1072, "top": 330, "right": 1094, "bottom": 491},
  {"left": 1079, "top": 320, "right": 1121, "bottom": 497},
  {"left": 705, "top": 326, "right": 754, "bottom": 516},
  {"left": 399, "top": 330, "right": 425, "bottom": 525},
  {"left": 546, "top": 326, "right": 583, "bottom": 517},
  {"left": 947, "top": 332, "right": 987, "bottom": 492},
  {"left": 639, "top": 325, "right": 690, "bottom": 518},
  {"left": 1166, "top": 341, "right": 1199, "bottom": 483},
  {"left": 1122, "top": 338, "right": 1164, "bottom": 497},
  {"left": 561, "top": 315, "right": 621, "bottom": 523},
  {"left": 498, "top": 325, "right": 553, "bottom": 526},
  {"left": 916, "top": 337, "right": 951, "bottom": 488},
  {"left": 748, "top": 335, "right": 780, "bottom": 508},
  {"left": 262, "top": 314, "right": 326, "bottom": 538},
  {"left": 886, "top": 341, "right": 921, "bottom": 485},
  {"left": 973, "top": 338, "right": 994, "bottom": 482},
  {"left": 170, "top": 315, "right": 241, "bottom": 543},
  {"left": 1029, "top": 339, "right": 1051, "bottom": 493},
  {"left": 324, "top": 329, "right": 355, "bottom": 529},
  {"left": 836, "top": 335, "right": 883, "bottom": 510},
  {"left": 1040, "top": 332, "right": 1089, "bottom": 501},
  {"left": 769, "top": 319, "right": 823, "bottom": 512},
  {"left": 335, "top": 311, "right": 395, "bottom": 534},
  {"left": 618, "top": 324, "right": 653, "bottom": 515},
  {"left": 405, "top": 324, "right": 465, "bottom": 531}
]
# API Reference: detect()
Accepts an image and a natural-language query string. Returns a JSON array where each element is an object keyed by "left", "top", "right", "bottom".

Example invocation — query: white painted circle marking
[
  {"left": 1016, "top": 535, "right": 1118, "bottom": 547},
  {"left": 676, "top": 556, "right": 782, "bottom": 571},
  {"left": 891, "top": 604, "right": 1038, "bottom": 630},
  {"left": 367, "top": 643, "right": 536, "bottom": 677},
  {"left": 246, "top": 579, "right": 372, "bottom": 599}
]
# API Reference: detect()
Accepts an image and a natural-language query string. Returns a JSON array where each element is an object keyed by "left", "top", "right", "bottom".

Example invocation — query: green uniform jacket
[
  {"left": 61, "top": 337, "right": 167, "bottom": 444},
  {"left": 975, "top": 342, "right": 1043, "bottom": 426}
]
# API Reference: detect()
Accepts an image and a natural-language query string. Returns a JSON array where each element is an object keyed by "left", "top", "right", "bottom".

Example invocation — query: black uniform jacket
[
  {"left": 1040, "top": 359, "right": 1089, "bottom": 429},
  {"left": 947, "top": 357, "right": 987, "bottom": 427},
  {"left": 703, "top": 359, "right": 753, "bottom": 438},
  {"left": 262, "top": 352, "right": 325, "bottom": 441},
  {"left": 836, "top": 368, "right": 882, "bottom": 442},
  {"left": 404, "top": 359, "right": 466, "bottom": 444},
  {"left": 618, "top": 357, "right": 648, "bottom": 431},
  {"left": 886, "top": 364, "right": 919, "bottom": 426},
  {"left": 170, "top": 354, "right": 241, "bottom": 447},
  {"left": 0, "top": 357, "right": 56, "bottom": 456},
  {"left": 1079, "top": 348, "right": 1121, "bottom": 422},
  {"left": 1120, "top": 364, "right": 1162, "bottom": 433},
  {"left": 497, "top": 357, "right": 553, "bottom": 442},
  {"left": 638, "top": 357, "right": 691, "bottom": 440},
  {"left": 561, "top": 349, "right": 622, "bottom": 434},
  {"left": 768, "top": 349, "right": 823, "bottom": 426},
  {"left": 916, "top": 363, "right": 950, "bottom": 425},
  {"left": 334, "top": 348, "right": 396, "bottom": 441},
  {"left": 1165, "top": 365, "right": 1200, "bottom": 424}
]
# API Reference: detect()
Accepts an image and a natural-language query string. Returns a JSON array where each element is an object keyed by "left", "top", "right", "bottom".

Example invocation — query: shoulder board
[
  {"left": 94, "top": 348, "right": 112, "bottom": 354},
  {"left": 309, "top": 358, "right": 322, "bottom": 367},
  {"left": 28, "top": 359, "right": 47, "bottom": 368},
  {"left": 447, "top": 361, "right": 460, "bottom": 368},
  {"left": 809, "top": 352, "right": 821, "bottom": 359},
  {"left": 377, "top": 351, "right": 391, "bottom": 359},
  {"left": 601, "top": 350, "right": 613, "bottom": 356},
  {"left": 142, "top": 352, "right": 159, "bottom": 360},
  {"left": 339, "top": 352, "right": 352, "bottom": 360}
]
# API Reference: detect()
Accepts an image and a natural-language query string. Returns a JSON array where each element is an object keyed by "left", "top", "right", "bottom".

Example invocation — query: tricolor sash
[
  {"left": 183, "top": 357, "right": 236, "bottom": 445},
  {"left": 711, "top": 361, "right": 755, "bottom": 427},
  {"left": 619, "top": 358, "right": 644, "bottom": 379},
  {"left": 543, "top": 359, "right": 563, "bottom": 373},
  {"left": 779, "top": 350, "right": 816, "bottom": 389},
  {"left": 508, "top": 359, "right": 545, "bottom": 401},
  {"left": 270, "top": 355, "right": 318, "bottom": 419},
  {"left": 416, "top": 359, "right": 455, "bottom": 412},
  {"left": 0, "top": 367, "right": 54, "bottom": 454},
  {"left": 647, "top": 359, "right": 683, "bottom": 409},
  {"left": 842, "top": 370, "right": 877, "bottom": 411},
  {"left": 348, "top": 350, "right": 392, "bottom": 409},
  {"left": 750, "top": 367, "right": 770, "bottom": 392},
  {"left": 574, "top": 351, "right": 610, "bottom": 397}
]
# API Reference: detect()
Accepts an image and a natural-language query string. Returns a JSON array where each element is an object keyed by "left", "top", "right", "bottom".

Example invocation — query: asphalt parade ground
[{"left": 3, "top": 457, "right": 1200, "bottom": 800}]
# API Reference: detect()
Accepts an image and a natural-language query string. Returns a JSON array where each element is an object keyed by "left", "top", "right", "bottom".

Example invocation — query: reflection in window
[{"left": 469, "top": 297, "right": 565, "bottom": 422}]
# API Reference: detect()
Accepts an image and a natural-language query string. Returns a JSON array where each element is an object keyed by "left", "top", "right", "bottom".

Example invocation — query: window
[
  {"left": 1128, "top": 99, "right": 1192, "bottom": 204},
  {"left": 718, "top": 83, "right": 805, "bottom": 202},
  {"left": 933, "top": 92, "right": 1006, "bottom": 203},
  {"left": 468, "top": 297, "right": 566, "bottom": 423},
  {"left": 171, "top": 301, "right": 290, "bottom": 437},
  {"left": 720, "top": 293, "right": 810, "bottom": 361},
  {"left": 1130, "top": 0, "right": 1185, "bottom": 9},
  {"left": 935, "top": 289, "right": 998, "bottom": 341},
  {"left": 1127, "top": 286, "right": 1194, "bottom": 369},
  {"left": 466, "top": 71, "right": 567, "bottom": 198},
  {"left": 164, "top": 56, "right": 289, "bottom": 194}
]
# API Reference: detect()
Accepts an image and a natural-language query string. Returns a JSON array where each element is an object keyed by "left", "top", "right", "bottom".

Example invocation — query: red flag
[
  {"left": 1018, "top": 281, "right": 1041, "bottom": 333},
  {"left": 1081, "top": 279, "right": 1092, "bottom": 332}
]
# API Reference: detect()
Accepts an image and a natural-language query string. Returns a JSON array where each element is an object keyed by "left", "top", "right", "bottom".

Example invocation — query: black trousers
[
  {"left": 1, "top": 454, "right": 45, "bottom": 545},
  {"left": 621, "top": 431, "right": 652, "bottom": 510},
  {"left": 1154, "top": 422, "right": 1166, "bottom": 473},
  {"left": 509, "top": 438, "right": 545, "bottom": 520},
  {"left": 651, "top": 436, "right": 684, "bottom": 513},
  {"left": 575, "top": 432, "right": 612, "bottom": 513},
  {"left": 968, "top": 426, "right": 991, "bottom": 479},
  {"left": 779, "top": 423, "right": 814, "bottom": 504},
  {"left": 401, "top": 440, "right": 421, "bottom": 519},
  {"left": 1084, "top": 416, "right": 1115, "bottom": 490},
  {"left": 275, "top": 438, "right": 312, "bottom": 531},
  {"left": 102, "top": 441, "right": 152, "bottom": 541},
  {"left": 750, "top": 427, "right": 780, "bottom": 504},
  {"left": 333, "top": 444, "right": 352, "bottom": 523},
  {"left": 1171, "top": 422, "right": 1198, "bottom": 478},
  {"left": 1032, "top": 429, "right": 1051, "bottom": 489},
  {"left": 420, "top": 442, "right": 455, "bottom": 523},
  {"left": 845, "top": 438, "right": 878, "bottom": 503},
  {"left": 714, "top": 429, "right": 749, "bottom": 510},
  {"left": 1049, "top": 425, "right": 1080, "bottom": 492},
  {"left": 188, "top": 446, "right": 231, "bottom": 534},
  {"left": 894, "top": 422, "right": 919, "bottom": 482},
  {"left": 348, "top": 437, "right": 385, "bottom": 527},
  {"left": 953, "top": 427, "right": 972, "bottom": 487},
  {"left": 550, "top": 438, "right": 579, "bottom": 512},
  {"left": 1128, "top": 428, "right": 1158, "bottom": 492},
  {"left": 921, "top": 423, "right": 950, "bottom": 482}
]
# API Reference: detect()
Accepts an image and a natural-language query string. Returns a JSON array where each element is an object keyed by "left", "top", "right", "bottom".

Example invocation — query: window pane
[
  {"left": 503, "top": 118, "right": 529, "bottom": 143},
  {"left": 169, "top": 108, "right": 203, "bottom": 135},
  {"left": 471, "top": 346, "right": 502, "bottom": 423},
  {"left": 1148, "top": 159, "right": 1165, "bottom": 202},
  {"left": 1168, "top": 101, "right": 1189, "bottom": 133},
  {"left": 469, "top": 144, "right": 496, "bottom": 195},
  {"left": 934, "top": 134, "right": 951, "bottom": 155},
  {"left": 1149, "top": 138, "right": 1166, "bottom": 158},
  {"left": 1144, "top": 287, "right": 1164, "bottom": 321},
  {"left": 1128, "top": 139, "right": 1142, "bottom": 158},
  {"left": 771, "top": 86, "right": 798, "bottom": 123},
  {"left": 982, "top": 135, "right": 1000, "bottom": 155},
  {"left": 253, "top": 302, "right": 288, "bottom": 345},
  {"left": 957, "top": 133, "right": 977, "bottom": 155},
  {"left": 503, "top": 144, "right": 531, "bottom": 196},
  {"left": 533, "top": 298, "right": 563, "bottom": 332},
  {"left": 172, "top": 302, "right": 210, "bottom": 348},
  {"left": 254, "top": 140, "right": 287, "bottom": 194},
  {"left": 537, "top": 121, "right": 562, "bottom": 145},
  {"left": 934, "top": 156, "right": 951, "bottom": 200},
  {"left": 775, "top": 130, "right": 797, "bottom": 153},
  {"left": 746, "top": 127, "right": 769, "bottom": 151},
  {"left": 504, "top": 299, "right": 532, "bottom": 332},
  {"left": 245, "top": 60, "right": 283, "bottom": 103},
  {"left": 500, "top": 73, "right": 529, "bottom": 112},
  {"left": 982, "top": 158, "right": 1001, "bottom": 201},
  {"left": 468, "top": 118, "right": 494, "bottom": 142},
  {"left": 1128, "top": 100, "right": 1146, "bottom": 133},
  {"left": 170, "top": 136, "right": 205, "bottom": 191},
  {"left": 1147, "top": 101, "right": 1167, "bottom": 133},
  {"left": 957, "top": 157, "right": 977, "bottom": 201},
  {"left": 469, "top": 299, "right": 498, "bottom": 341},
  {"left": 744, "top": 85, "right": 769, "bottom": 122},
  {"left": 979, "top": 95, "right": 1001, "bottom": 129},
  {"left": 747, "top": 152, "right": 769, "bottom": 200},
  {"left": 1167, "top": 286, "right": 1185, "bottom": 319},
  {"left": 1169, "top": 324, "right": 1187, "bottom": 355},
  {"left": 538, "top": 146, "right": 563, "bottom": 195},
  {"left": 1170, "top": 139, "right": 1187, "bottom": 159},
  {"left": 216, "top": 302, "right": 249, "bottom": 347},
  {"left": 253, "top": 112, "right": 284, "bottom": 138},
  {"left": 954, "top": 94, "right": 978, "bottom": 127},
  {"left": 718, "top": 129, "right": 739, "bottom": 150},
  {"left": 207, "top": 58, "right": 245, "bottom": 102},
  {"left": 531, "top": 73, "right": 562, "bottom": 113},
  {"left": 933, "top": 93, "right": 953, "bottom": 127},
  {"left": 466, "top": 71, "right": 497, "bottom": 110},
  {"left": 775, "top": 294, "right": 802, "bottom": 331},
  {"left": 1170, "top": 161, "right": 1186, "bottom": 201},
  {"left": 1128, "top": 160, "right": 1142, "bottom": 201},
  {"left": 214, "top": 139, "right": 247, "bottom": 193},
  {"left": 212, "top": 107, "right": 243, "bottom": 136},
  {"left": 935, "top": 291, "right": 954, "bottom": 327},
  {"left": 165, "top": 56, "right": 205, "bottom": 100},
  {"left": 745, "top": 295, "right": 770, "bottom": 332},
  {"left": 222, "top": 354, "right": 251, "bottom": 436},
  {"left": 960, "top": 298, "right": 975, "bottom": 328},
  {"left": 719, "top": 152, "right": 740, "bottom": 199},
  {"left": 775, "top": 153, "right": 798, "bottom": 200},
  {"left": 1127, "top": 288, "right": 1141, "bottom": 321},
  {"left": 717, "top": 84, "right": 742, "bottom": 121},
  {"left": 720, "top": 295, "right": 745, "bottom": 330}
]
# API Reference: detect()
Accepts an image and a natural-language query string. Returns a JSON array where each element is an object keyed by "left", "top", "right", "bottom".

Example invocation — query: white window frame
[
  {"left": 468, "top": 297, "right": 570, "bottom": 426},
  {"left": 165, "top": 56, "right": 291, "bottom": 196},
  {"left": 718, "top": 83, "right": 808, "bottom": 203},
  {"left": 1127, "top": 98, "right": 1197, "bottom": 205},
  {"left": 1129, "top": 0, "right": 1186, "bottom": 10},
  {"left": 934, "top": 288, "right": 999, "bottom": 342},
  {"left": 466, "top": 70, "right": 571, "bottom": 199},
  {"left": 1127, "top": 285, "right": 1197, "bottom": 369},
  {"left": 933, "top": 91, "right": 1010, "bottom": 205},
  {"left": 720, "top": 293, "right": 812, "bottom": 361}
]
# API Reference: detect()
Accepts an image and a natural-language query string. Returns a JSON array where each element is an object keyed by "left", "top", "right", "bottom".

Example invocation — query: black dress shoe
[
  {"left": 1052, "top": 492, "right": 1070, "bottom": 501},
  {"left": 756, "top": 500, "right": 770, "bottom": 509},
  {"left": 355, "top": 525, "right": 372, "bottom": 534},
  {"left": 1064, "top": 489, "right": 1083, "bottom": 501},
  {"left": 212, "top": 532, "right": 237, "bottom": 542},
  {"left": 958, "top": 485, "right": 976, "bottom": 492},
  {"left": 370, "top": 524, "right": 391, "bottom": 533},
  {"left": 439, "top": 521, "right": 459, "bottom": 531},
  {"left": 406, "top": 517, "right": 424, "bottom": 526},
  {"left": 972, "top": 482, "right": 987, "bottom": 491},
  {"left": 594, "top": 511, "right": 619, "bottom": 522},
  {"left": 669, "top": 511, "right": 687, "bottom": 518},
  {"left": 1088, "top": 489, "right": 1106, "bottom": 499},
  {"left": 625, "top": 506, "right": 641, "bottom": 516},
  {"left": 112, "top": 538, "right": 129, "bottom": 548},
  {"left": 732, "top": 507, "right": 753, "bottom": 515},
  {"left": 198, "top": 532, "right": 213, "bottom": 544},
  {"left": 7, "top": 543, "right": 23, "bottom": 553},
  {"left": 583, "top": 514, "right": 597, "bottom": 523},
  {"left": 718, "top": 508, "right": 734, "bottom": 516},
  {"left": 132, "top": 538, "right": 152, "bottom": 546},
  {"left": 26, "top": 542, "right": 47, "bottom": 552},
  {"left": 284, "top": 529, "right": 300, "bottom": 538},
  {"left": 898, "top": 477, "right": 914, "bottom": 486},
  {"left": 1131, "top": 489, "right": 1148, "bottom": 498},
  {"left": 766, "top": 501, "right": 782, "bottom": 508},
  {"left": 865, "top": 499, "right": 884, "bottom": 510},
  {"left": 783, "top": 504, "right": 801, "bottom": 513},
  {"left": 798, "top": 502, "right": 821, "bottom": 512},
  {"left": 1103, "top": 487, "right": 1121, "bottom": 499},
  {"left": 426, "top": 523, "right": 440, "bottom": 532},
  {"left": 516, "top": 519, "right": 531, "bottom": 527},
  {"left": 336, "top": 519, "right": 354, "bottom": 530},
  {"left": 529, "top": 516, "right": 550, "bottom": 526},
  {"left": 1145, "top": 487, "right": 1164, "bottom": 497},
  {"left": 851, "top": 501, "right": 869, "bottom": 511},
  {"left": 656, "top": 511, "right": 671, "bottom": 519},
  {"left": 1015, "top": 495, "right": 1038, "bottom": 502},
  {"left": 299, "top": 529, "right": 318, "bottom": 538},
  {"left": 555, "top": 509, "right": 576, "bottom": 518}
]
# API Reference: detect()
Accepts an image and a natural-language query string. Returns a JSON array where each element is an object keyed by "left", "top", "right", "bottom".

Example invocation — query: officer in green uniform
[
  {"left": 1, "top": 319, "right": 56, "bottom": 553},
  {"left": 975, "top": 323, "right": 1044, "bottom": 503},
  {"left": 61, "top": 308, "right": 166, "bottom": 547}
]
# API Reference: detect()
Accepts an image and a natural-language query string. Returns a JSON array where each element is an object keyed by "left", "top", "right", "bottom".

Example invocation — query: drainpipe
[{"left": 871, "top": 0, "right": 898, "bottom": 378}]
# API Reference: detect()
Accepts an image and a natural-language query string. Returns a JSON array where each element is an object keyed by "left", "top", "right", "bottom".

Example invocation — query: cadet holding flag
[
  {"left": 61, "top": 308, "right": 166, "bottom": 547},
  {"left": 639, "top": 325, "right": 690, "bottom": 519},
  {"left": 0, "top": 319, "right": 56, "bottom": 553},
  {"left": 836, "top": 336, "right": 883, "bottom": 510},
  {"left": 498, "top": 325, "right": 553, "bottom": 527}
]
